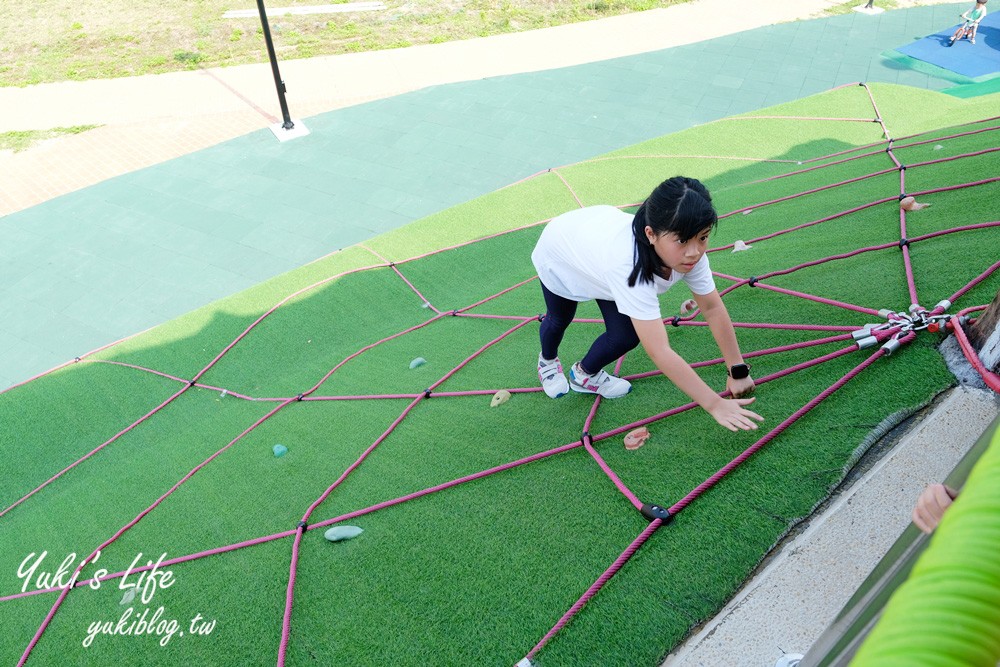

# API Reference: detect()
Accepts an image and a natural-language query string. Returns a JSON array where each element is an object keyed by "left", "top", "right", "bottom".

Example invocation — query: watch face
[{"left": 730, "top": 364, "right": 750, "bottom": 379}]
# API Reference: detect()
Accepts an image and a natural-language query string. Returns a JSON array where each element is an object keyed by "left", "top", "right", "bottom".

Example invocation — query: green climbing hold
[
  {"left": 409, "top": 357, "right": 427, "bottom": 369},
  {"left": 324, "top": 526, "right": 364, "bottom": 542}
]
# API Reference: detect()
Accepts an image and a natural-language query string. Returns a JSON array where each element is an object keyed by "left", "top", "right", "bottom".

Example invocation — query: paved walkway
[{"left": 1, "top": 0, "right": 857, "bottom": 216}]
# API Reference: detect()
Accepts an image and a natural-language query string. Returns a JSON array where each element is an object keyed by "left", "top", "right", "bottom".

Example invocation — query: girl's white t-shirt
[{"left": 531, "top": 205, "right": 716, "bottom": 321}]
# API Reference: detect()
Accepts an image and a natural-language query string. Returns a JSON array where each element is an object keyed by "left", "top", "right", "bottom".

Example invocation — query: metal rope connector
[
  {"left": 856, "top": 335, "right": 879, "bottom": 350},
  {"left": 934, "top": 299, "right": 952, "bottom": 312},
  {"left": 881, "top": 334, "right": 904, "bottom": 356},
  {"left": 852, "top": 324, "right": 879, "bottom": 341}
]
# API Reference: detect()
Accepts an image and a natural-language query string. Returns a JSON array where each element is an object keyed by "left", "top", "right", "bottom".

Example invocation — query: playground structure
[{"left": 1, "top": 82, "right": 998, "bottom": 666}]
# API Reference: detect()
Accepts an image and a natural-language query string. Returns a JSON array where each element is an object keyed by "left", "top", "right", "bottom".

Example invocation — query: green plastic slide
[{"left": 852, "top": 424, "right": 1000, "bottom": 666}]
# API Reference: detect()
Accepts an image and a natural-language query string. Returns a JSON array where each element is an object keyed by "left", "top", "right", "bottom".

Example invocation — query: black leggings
[{"left": 539, "top": 282, "right": 641, "bottom": 374}]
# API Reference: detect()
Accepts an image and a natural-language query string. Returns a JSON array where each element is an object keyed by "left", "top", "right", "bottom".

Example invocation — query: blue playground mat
[{"left": 896, "top": 9, "right": 1000, "bottom": 79}]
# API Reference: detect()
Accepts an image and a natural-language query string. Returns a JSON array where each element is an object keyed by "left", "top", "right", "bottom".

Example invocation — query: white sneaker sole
[{"left": 569, "top": 381, "right": 631, "bottom": 399}]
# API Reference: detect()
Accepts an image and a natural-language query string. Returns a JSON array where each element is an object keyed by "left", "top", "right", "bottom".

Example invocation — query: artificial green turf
[
  {"left": 15, "top": 541, "right": 289, "bottom": 666},
  {"left": 0, "top": 389, "right": 276, "bottom": 589},
  {"left": 2, "top": 83, "right": 998, "bottom": 666}
]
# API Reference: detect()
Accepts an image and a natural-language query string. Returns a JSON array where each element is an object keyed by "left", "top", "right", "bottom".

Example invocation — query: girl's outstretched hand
[{"left": 708, "top": 397, "right": 764, "bottom": 432}]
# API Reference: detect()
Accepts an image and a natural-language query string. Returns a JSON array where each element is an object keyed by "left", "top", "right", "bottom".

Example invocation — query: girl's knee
[
  {"left": 610, "top": 327, "right": 641, "bottom": 352},
  {"left": 542, "top": 311, "right": 574, "bottom": 330}
]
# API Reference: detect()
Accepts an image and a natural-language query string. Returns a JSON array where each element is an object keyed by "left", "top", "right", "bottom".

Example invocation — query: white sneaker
[
  {"left": 569, "top": 362, "right": 632, "bottom": 398},
  {"left": 538, "top": 354, "right": 569, "bottom": 399}
]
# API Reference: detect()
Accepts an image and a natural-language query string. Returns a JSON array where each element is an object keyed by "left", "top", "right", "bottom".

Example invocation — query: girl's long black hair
[{"left": 627, "top": 176, "right": 718, "bottom": 287}]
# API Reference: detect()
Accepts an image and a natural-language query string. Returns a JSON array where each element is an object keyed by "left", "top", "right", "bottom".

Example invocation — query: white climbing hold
[
  {"left": 933, "top": 144, "right": 943, "bottom": 150},
  {"left": 120, "top": 587, "right": 137, "bottom": 606},
  {"left": 680, "top": 299, "right": 698, "bottom": 316},
  {"left": 733, "top": 240, "right": 753, "bottom": 252},
  {"left": 324, "top": 526, "right": 364, "bottom": 542},
  {"left": 490, "top": 390, "right": 511, "bottom": 407}
]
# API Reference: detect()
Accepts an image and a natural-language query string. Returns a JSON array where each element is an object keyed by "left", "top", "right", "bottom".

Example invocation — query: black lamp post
[{"left": 255, "top": 0, "right": 295, "bottom": 130}]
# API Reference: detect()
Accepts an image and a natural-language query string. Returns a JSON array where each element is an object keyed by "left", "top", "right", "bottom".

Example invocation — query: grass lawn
[
  {"left": 1, "top": 82, "right": 997, "bottom": 665},
  {"left": 0, "top": 0, "right": 692, "bottom": 87}
]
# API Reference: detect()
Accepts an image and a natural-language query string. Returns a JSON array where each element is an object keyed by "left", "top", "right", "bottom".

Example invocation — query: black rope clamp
[
  {"left": 748, "top": 276, "right": 759, "bottom": 287},
  {"left": 451, "top": 310, "right": 459, "bottom": 316},
  {"left": 74, "top": 357, "right": 81, "bottom": 363},
  {"left": 899, "top": 238, "right": 910, "bottom": 248},
  {"left": 670, "top": 316, "right": 681, "bottom": 327},
  {"left": 537, "top": 313, "right": 544, "bottom": 322},
  {"left": 296, "top": 393, "right": 305, "bottom": 402},
  {"left": 898, "top": 193, "right": 908, "bottom": 200},
  {"left": 296, "top": 521, "right": 307, "bottom": 530},
  {"left": 388, "top": 261, "right": 396, "bottom": 267},
  {"left": 899, "top": 164, "right": 907, "bottom": 171},
  {"left": 640, "top": 503, "right": 673, "bottom": 523},
  {"left": 424, "top": 388, "right": 432, "bottom": 399},
  {"left": 188, "top": 379, "right": 197, "bottom": 386},
  {"left": 581, "top": 431, "right": 592, "bottom": 446}
]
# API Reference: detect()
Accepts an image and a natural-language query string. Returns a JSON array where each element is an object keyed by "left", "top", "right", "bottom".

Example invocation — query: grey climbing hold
[{"left": 324, "top": 526, "right": 364, "bottom": 542}]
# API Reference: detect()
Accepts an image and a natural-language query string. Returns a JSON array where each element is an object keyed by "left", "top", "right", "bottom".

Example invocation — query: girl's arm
[
  {"left": 693, "top": 289, "right": 756, "bottom": 398},
  {"left": 631, "top": 316, "right": 763, "bottom": 432}
]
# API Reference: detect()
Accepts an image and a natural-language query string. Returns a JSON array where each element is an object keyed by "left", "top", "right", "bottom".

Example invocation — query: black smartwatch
[{"left": 728, "top": 363, "right": 751, "bottom": 380}]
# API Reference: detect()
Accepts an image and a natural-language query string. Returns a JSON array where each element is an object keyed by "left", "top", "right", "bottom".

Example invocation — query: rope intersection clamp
[{"left": 640, "top": 503, "right": 673, "bottom": 523}]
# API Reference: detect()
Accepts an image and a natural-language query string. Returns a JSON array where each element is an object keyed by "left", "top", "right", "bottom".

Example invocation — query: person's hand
[
  {"left": 707, "top": 397, "right": 764, "bottom": 432},
  {"left": 727, "top": 374, "right": 756, "bottom": 399},
  {"left": 912, "top": 484, "right": 958, "bottom": 534}
]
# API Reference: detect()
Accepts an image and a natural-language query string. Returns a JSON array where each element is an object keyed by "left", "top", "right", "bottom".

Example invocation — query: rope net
[{"left": 1, "top": 83, "right": 998, "bottom": 667}]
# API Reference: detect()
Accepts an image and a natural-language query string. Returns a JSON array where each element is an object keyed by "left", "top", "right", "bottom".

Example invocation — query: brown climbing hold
[
  {"left": 900, "top": 196, "right": 930, "bottom": 211},
  {"left": 624, "top": 427, "right": 651, "bottom": 450}
]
